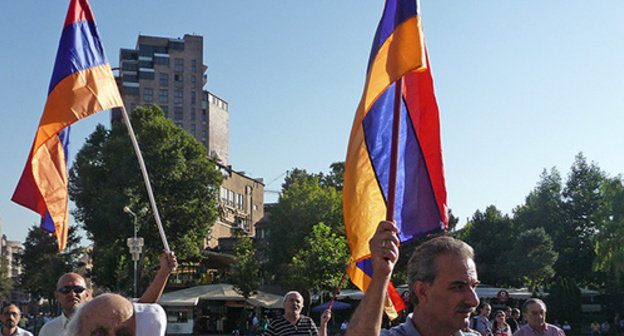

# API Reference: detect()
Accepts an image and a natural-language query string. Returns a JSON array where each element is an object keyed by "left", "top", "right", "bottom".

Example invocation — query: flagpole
[
  {"left": 386, "top": 77, "right": 403, "bottom": 222},
  {"left": 120, "top": 106, "right": 171, "bottom": 253}
]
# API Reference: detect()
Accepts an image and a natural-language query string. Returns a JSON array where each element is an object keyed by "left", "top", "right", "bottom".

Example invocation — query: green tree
[
  {"left": 69, "top": 105, "right": 222, "bottom": 293},
  {"left": 231, "top": 236, "right": 260, "bottom": 299},
  {"left": 593, "top": 177, "right": 624, "bottom": 287},
  {"left": 19, "top": 225, "right": 83, "bottom": 312},
  {"left": 557, "top": 153, "right": 606, "bottom": 285},
  {"left": 504, "top": 228, "right": 558, "bottom": 291},
  {"left": 319, "top": 162, "right": 345, "bottom": 191},
  {"left": 266, "top": 168, "right": 343, "bottom": 284},
  {"left": 461, "top": 205, "right": 516, "bottom": 286},
  {"left": 286, "top": 222, "right": 350, "bottom": 292}
]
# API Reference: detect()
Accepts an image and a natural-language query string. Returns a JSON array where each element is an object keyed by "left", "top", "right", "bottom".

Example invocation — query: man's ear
[{"left": 413, "top": 281, "right": 429, "bottom": 303}]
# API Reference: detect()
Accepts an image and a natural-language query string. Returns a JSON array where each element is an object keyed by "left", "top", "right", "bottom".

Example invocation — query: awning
[{"left": 159, "top": 283, "right": 283, "bottom": 309}]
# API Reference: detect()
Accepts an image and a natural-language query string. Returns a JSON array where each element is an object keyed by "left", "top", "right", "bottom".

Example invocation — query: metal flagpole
[{"left": 120, "top": 106, "right": 171, "bottom": 253}]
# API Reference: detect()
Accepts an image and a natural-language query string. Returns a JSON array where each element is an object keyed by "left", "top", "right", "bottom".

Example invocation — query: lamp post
[{"left": 124, "top": 206, "right": 143, "bottom": 298}]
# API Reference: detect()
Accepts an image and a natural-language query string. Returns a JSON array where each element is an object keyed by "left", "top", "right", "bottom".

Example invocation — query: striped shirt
[{"left": 264, "top": 315, "right": 319, "bottom": 336}]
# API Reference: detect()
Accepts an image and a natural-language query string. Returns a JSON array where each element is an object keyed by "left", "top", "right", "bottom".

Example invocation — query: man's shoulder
[
  {"left": 545, "top": 323, "right": 565, "bottom": 334},
  {"left": 39, "top": 315, "right": 65, "bottom": 335},
  {"left": 16, "top": 326, "right": 34, "bottom": 336}
]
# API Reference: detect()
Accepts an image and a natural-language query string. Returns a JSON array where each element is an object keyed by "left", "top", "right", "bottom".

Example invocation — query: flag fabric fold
[
  {"left": 12, "top": 0, "right": 122, "bottom": 251},
  {"left": 343, "top": 0, "right": 448, "bottom": 318}
]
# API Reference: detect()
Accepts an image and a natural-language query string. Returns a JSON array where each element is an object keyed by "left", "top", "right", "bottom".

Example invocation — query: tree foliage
[
  {"left": 505, "top": 228, "right": 557, "bottom": 291},
  {"left": 286, "top": 222, "right": 350, "bottom": 292},
  {"left": 231, "top": 236, "right": 260, "bottom": 299},
  {"left": 68, "top": 105, "right": 222, "bottom": 293},
  {"left": 461, "top": 205, "right": 516, "bottom": 286},
  {"left": 19, "top": 225, "right": 83, "bottom": 311},
  {"left": 265, "top": 167, "right": 343, "bottom": 285}
]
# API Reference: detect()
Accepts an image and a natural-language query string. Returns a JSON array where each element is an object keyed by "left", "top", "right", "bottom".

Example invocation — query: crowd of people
[{"left": 0, "top": 222, "right": 618, "bottom": 336}]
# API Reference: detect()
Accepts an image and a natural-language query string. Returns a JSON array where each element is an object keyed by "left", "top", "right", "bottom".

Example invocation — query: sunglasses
[{"left": 57, "top": 285, "right": 86, "bottom": 294}]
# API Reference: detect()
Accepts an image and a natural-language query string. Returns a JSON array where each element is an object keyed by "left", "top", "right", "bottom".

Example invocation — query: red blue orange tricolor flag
[
  {"left": 344, "top": 0, "right": 448, "bottom": 318},
  {"left": 12, "top": 0, "right": 123, "bottom": 251}
]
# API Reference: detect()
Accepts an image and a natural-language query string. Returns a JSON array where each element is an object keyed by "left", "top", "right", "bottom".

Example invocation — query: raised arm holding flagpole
[{"left": 341, "top": 0, "right": 449, "bottom": 328}]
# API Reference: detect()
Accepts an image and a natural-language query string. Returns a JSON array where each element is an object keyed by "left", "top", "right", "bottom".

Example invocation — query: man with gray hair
[
  {"left": 264, "top": 291, "right": 331, "bottom": 336},
  {"left": 347, "top": 221, "right": 480, "bottom": 336}
]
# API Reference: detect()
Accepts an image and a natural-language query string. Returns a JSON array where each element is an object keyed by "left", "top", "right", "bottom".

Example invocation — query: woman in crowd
[{"left": 491, "top": 310, "right": 512, "bottom": 336}]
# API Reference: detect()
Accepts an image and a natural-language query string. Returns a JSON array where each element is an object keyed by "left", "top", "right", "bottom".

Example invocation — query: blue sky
[{"left": 1, "top": 1, "right": 624, "bottom": 245}]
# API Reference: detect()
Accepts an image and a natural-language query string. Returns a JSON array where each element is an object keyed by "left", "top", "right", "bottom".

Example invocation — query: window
[
  {"left": 159, "top": 73, "right": 168, "bottom": 87},
  {"left": 174, "top": 90, "right": 183, "bottom": 104},
  {"left": 191, "top": 108, "right": 196, "bottom": 121},
  {"left": 191, "top": 75, "right": 196, "bottom": 87},
  {"left": 237, "top": 194, "right": 244, "bottom": 210},
  {"left": 191, "top": 123, "right": 196, "bottom": 136},
  {"left": 154, "top": 55, "right": 169, "bottom": 65},
  {"left": 191, "top": 91, "right": 196, "bottom": 105},
  {"left": 161, "top": 106, "right": 168, "bottom": 118},
  {"left": 139, "top": 70, "right": 154, "bottom": 80},
  {"left": 122, "top": 62, "right": 138, "bottom": 71},
  {"left": 174, "top": 74, "right": 183, "bottom": 88},
  {"left": 143, "top": 88, "right": 153, "bottom": 102},
  {"left": 159, "top": 89, "right": 168, "bottom": 104},
  {"left": 175, "top": 122, "right": 183, "bottom": 128},
  {"left": 174, "top": 58, "right": 184, "bottom": 72},
  {"left": 221, "top": 187, "right": 228, "bottom": 204},
  {"left": 228, "top": 190, "right": 235, "bottom": 207},
  {"left": 191, "top": 59, "right": 197, "bottom": 73},
  {"left": 174, "top": 106, "right": 183, "bottom": 120}
]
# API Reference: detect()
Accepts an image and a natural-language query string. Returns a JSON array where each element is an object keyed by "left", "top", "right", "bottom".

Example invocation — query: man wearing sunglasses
[
  {"left": 39, "top": 272, "right": 91, "bottom": 336},
  {"left": 39, "top": 251, "right": 177, "bottom": 336}
]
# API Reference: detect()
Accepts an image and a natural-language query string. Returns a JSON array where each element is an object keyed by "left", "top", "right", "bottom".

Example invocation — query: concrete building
[
  {"left": 206, "top": 164, "right": 264, "bottom": 249},
  {"left": 0, "top": 234, "right": 23, "bottom": 279},
  {"left": 113, "top": 34, "right": 229, "bottom": 164}
]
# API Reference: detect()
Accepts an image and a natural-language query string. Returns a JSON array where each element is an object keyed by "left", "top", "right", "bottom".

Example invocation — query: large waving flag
[
  {"left": 344, "top": 0, "right": 448, "bottom": 318},
  {"left": 12, "top": 0, "right": 123, "bottom": 251}
]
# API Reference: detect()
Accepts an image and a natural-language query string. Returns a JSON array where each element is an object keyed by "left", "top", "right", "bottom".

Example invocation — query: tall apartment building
[{"left": 113, "top": 34, "right": 229, "bottom": 164}]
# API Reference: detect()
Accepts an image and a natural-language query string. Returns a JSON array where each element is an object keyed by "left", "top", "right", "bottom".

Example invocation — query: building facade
[
  {"left": 206, "top": 164, "right": 264, "bottom": 249},
  {"left": 0, "top": 235, "right": 23, "bottom": 279},
  {"left": 113, "top": 34, "right": 229, "bottom": 164}
]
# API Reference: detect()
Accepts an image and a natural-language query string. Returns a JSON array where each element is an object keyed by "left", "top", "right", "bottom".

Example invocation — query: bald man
[
  {"left": 39, "top": 251, "right": 176, "bottom": 336},
  {"left": 65, "top": 293, "right": 167, "bottom": 336},
  {"left": 39, "top": 273, "right": 92, "bottom": 336}
]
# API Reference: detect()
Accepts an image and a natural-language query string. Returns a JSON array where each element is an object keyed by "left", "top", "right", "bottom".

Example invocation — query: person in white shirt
[{"left": 1, "top": 303, "right": 33, "bottom": 336}]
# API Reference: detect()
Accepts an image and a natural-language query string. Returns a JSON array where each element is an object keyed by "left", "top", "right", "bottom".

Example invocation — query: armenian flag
[
  {"left": 344, "top": 0, "right": 448, "bottom": 318},
  {"left": 12, "top": 0, "right": 123, "bottom": 251}
]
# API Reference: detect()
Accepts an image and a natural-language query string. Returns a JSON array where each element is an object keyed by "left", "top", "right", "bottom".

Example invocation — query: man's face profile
[{"left": 415, "top": 254, "right": 480, "bottom": 332}]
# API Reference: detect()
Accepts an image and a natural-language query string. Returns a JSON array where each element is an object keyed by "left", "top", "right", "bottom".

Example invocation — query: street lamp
[{"left": 124, "top": 206, "right": 144, "bottom": 298}]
